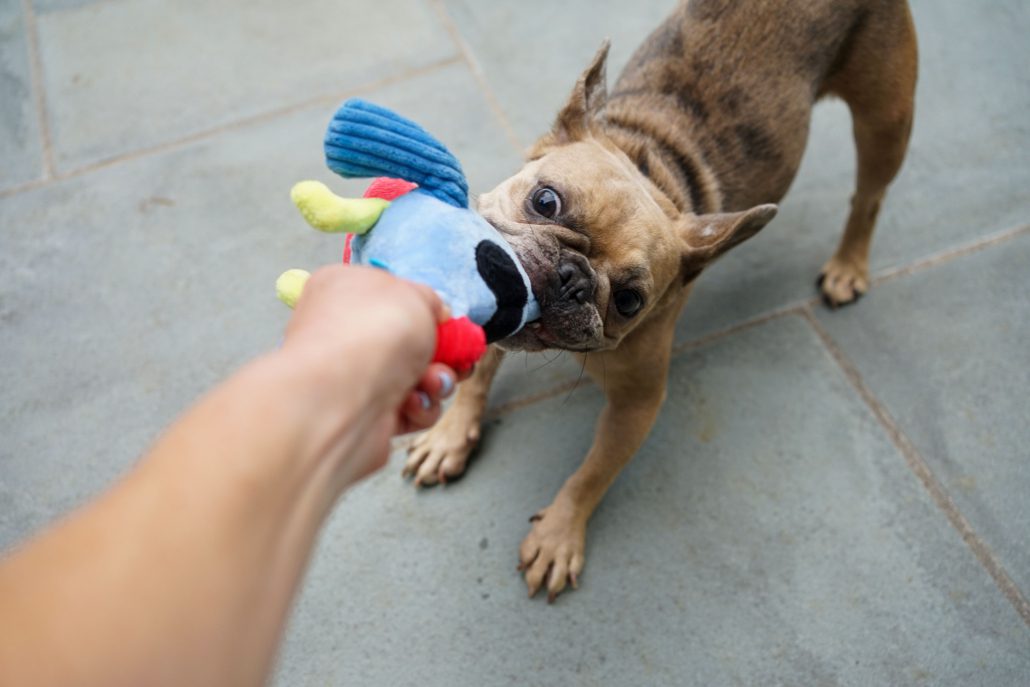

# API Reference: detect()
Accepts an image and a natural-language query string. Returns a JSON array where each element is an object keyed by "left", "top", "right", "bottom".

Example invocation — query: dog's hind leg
[{"left": 818, "top": 2, "right": 918, "bottom": 307}]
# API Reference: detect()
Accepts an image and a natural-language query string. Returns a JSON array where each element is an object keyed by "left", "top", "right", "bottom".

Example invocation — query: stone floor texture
[{"left": 1, "top": 1, "right": 1028, "bottom": 685}]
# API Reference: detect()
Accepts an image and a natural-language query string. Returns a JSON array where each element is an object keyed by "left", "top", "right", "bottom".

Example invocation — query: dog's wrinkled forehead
[
  {"left": 531, "top": 140, "right": 653, "bottom": 201},
  {"left": 535, "top": 142, "right": 663, "bottom": 223},
  {"left": 524, "top": 140, "right": 672, "bottom": 247}
]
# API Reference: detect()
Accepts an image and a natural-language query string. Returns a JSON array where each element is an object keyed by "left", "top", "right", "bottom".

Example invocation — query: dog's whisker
[
  {"left": 527, "top": 349, "right": 565, "bottom": 374},
  {"left": 563, "top": 353, "right": 589, "bottom": 406}
]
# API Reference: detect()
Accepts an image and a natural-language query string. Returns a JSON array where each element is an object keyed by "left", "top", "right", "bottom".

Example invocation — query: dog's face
[
  {"left": 481, "top": 43, "right": 776, "bottom": 353},
  {"left": 479, "top": 137, "right": 684, "bottom": 352}
]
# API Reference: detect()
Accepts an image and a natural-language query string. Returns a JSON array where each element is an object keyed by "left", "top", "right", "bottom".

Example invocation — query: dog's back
[{"left": 605, "top": 0, "right": 915, "bottom": 211}]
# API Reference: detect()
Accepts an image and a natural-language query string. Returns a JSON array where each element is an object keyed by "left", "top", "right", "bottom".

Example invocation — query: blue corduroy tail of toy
[{"left": 324, "top": 99, "right": 470, "bottom": 209}]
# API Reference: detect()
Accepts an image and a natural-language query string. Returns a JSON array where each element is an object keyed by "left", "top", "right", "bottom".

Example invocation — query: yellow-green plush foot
[
  {"left": 276, "top": 268, "right": 311, "bottom": 308},
  {"left": 290, "top": 180, "right": 389, "bottom": 234}
]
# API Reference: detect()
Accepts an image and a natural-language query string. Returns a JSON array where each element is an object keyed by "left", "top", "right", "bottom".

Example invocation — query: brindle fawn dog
[{"left": 405, "top": 0, "right": 917, "bottom": 601}]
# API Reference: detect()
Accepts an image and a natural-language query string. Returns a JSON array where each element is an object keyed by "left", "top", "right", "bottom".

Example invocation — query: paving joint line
[
  {"left": 800, "top": 305, "right": 1030, "bottom": 628},
  {"left": 872, "top": 222, "right": 1030, "bottom": 287},
  {"left": 426, "top": 0, "right": 524, "bottom": 156},
  {"left": 671, "top": 301, "right": 813, "bottom": 358},
  {"left": 0, "top": 177, "right": 49, "bottom": 199},
  {"left": 484, "top": 377, "right": 585, "bottom": 421},
  {"left": 0, "top": 56, "right": 462, "bottom": 200},
  {"left": 20, "top": 0, "right": 55, "bottom": 180},
  {"left": 482, "top": 302, "right": 811, "bottom": 421}
]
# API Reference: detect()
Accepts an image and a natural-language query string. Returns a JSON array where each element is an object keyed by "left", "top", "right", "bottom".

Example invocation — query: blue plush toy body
[
  {"left": 276, "top": 99, "right": 539, "bottom": 369},
  {"left": 348, "top": 189, "right": 539, "bottom": 341}
]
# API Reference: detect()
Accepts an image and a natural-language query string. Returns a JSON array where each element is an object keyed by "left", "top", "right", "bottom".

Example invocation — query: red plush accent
[
  {"left": 342, "top": 234, "right": 353, "bottom": 264},
  {"left": 433, "top": 317, "right": 487, "bottom": 372},
  {"left": 364, "top": 177, "right": 418, "bottom": 201},
  {"left": 343, "top": 178, "right": 417, "bottom": 263}
]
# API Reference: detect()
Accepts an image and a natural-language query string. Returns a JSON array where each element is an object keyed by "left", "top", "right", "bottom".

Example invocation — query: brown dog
[{"left": 405, "top": 0, "right": 917, "bottom": 601}]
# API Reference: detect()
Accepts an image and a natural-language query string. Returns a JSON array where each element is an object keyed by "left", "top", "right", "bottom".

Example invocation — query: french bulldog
[{"left": 406, "top": 0, "right": 917, "bottom": 601}]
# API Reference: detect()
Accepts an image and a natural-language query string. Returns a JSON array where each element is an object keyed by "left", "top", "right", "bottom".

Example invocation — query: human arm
[{"left": 0, "top": 266, "right": 449, "bottom": 687}]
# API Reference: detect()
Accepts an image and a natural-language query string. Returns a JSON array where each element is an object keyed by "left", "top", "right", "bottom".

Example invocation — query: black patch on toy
[{"left": 476, "top": 240, "right": 528, "bottom": 342}]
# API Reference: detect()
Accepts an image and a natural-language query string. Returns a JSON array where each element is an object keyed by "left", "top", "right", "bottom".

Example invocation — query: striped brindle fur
[{"left": 407, "top": 0, "right": 918, "bottom": 602}]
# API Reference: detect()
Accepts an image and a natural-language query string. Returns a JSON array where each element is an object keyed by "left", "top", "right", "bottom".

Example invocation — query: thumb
[{"left": 408, "top": 282, "right": 449, "bottom": 324}]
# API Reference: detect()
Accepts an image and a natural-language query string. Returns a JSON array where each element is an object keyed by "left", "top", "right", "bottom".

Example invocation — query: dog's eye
[
  {"left": 613, "top": 289, "right": 643, "bottom": 318},
  {"left": 530, "top": 187, "right": 561, "bottom": 219}
]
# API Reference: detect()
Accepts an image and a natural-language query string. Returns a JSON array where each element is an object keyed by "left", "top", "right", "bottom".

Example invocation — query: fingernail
[
  {"left": 417, "top": 391, "right": 432, "bottom": 410},
  {"left": 437, "top": 372, "right": 455, "bottom": 398}
]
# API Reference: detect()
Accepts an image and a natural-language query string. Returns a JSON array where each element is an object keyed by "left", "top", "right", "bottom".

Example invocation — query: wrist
[
  {"left": 261, "top": 345, "right": 396, "bottom": 490},
  {"left": 257, "top": 347, "right": 360, "bottom": 442}
]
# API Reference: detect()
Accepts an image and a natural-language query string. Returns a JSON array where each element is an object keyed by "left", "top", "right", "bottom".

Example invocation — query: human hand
[{"left": 281, "top": 265, "right": 458, "bottom": 485}]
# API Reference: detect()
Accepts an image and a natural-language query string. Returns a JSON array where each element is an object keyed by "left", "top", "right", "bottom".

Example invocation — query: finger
[
  {"left": 399, "top": 390, "right": 441, "bottom": 435},
  {"left": 403, "top": 390, "right": 440, "bottom": 429},
  {"left": 415, "top": 364, "right": 456, "bottom": 403},
  {"left": 407, "top": 282, "right": 448, "bottom": 324}
]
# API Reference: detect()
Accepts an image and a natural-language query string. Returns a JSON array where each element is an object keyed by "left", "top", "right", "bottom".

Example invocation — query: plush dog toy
[{"left": 277, "top": 99, "right": 539, "bottom": 371}]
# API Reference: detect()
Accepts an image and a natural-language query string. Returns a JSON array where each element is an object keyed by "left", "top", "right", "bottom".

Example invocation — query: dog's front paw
[
  {"left": 518, "top": 504, "right": 586, "bottom": 602},
  {"left": 817, "top": 256, "right": 869, "bottom": 308},
  {"left": 402, "top": 402, "right": 481, "bottom": 486}
]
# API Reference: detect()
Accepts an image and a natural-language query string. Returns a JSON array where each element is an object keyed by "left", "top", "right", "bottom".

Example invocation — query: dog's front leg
[
  {"left": 520, "top": 311, "right": 676, "bottom": 602},
  {"left": 404, "top": 345, "right": 505, "bottom": 485}
]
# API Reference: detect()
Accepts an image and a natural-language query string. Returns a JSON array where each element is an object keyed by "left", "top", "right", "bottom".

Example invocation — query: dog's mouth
[
  {"left": 526, "top": 320, "right": 596, "bottom": 352},
  {"left": 483, "top": 211, "right": 606, "bottom": 353},
  {"left": 500, "top": 320, "right": 599, "bottom": 354},
  {"left": 484, "top": 216, "right": 555, "bottom": 313}
]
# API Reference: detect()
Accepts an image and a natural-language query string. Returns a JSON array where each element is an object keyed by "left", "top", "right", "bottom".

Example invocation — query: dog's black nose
[{"left": 557, "top": 258, "right": 595, "bottom": 305}]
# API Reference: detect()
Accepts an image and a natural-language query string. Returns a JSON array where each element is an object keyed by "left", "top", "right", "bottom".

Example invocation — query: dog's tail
[{"left": 323, "top": 99, "right": 469, "bottom": 209}]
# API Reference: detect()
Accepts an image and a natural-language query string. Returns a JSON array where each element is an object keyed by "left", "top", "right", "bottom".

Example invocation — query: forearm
[{"left": 0, "top": 349, "right": 372, "bottom": 687}]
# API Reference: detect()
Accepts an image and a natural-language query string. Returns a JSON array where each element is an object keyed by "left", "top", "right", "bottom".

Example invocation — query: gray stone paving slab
[
  {"left": 1, "top": 3, "right": 1028, "bottom": 685},
  {"left": 0, "top": 0, "right": 43, "bottom": 190},
  {"left": 274, "top": 315, "right": 1029, "bottom": 686},
  {"left": 444, "top": 0, "right": 1030, "bottom": 346},
  {"left": 34, "top": 0, "right": 456, "bottom": 170},
  {"left": 440, "top": 0, "right": 675, "bottom": 146},
  {"left": 815, "top": 232, "right": 1030, "bottom": 596},
  {"left": 0, "top": 61, "right": 520, "bottom": 547},
  {"left": 32, "top": 0, "right": 103, "bottom": 13}
]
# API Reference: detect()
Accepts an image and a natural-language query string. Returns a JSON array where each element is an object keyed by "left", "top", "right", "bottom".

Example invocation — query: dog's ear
[
  {"left": 679, "top": 204, "right": 778, "bottom": 283},
  {"left": 552, "top": 39, "right": 611, "bottom": 143}
]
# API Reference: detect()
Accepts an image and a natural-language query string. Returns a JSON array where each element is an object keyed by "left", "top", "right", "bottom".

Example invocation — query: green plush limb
[
  {"left": 276, "top": 269, "right": 310, "bottom": 308},
  {"left": 290, "top": 181, "right": 389, "bottom": 234}
]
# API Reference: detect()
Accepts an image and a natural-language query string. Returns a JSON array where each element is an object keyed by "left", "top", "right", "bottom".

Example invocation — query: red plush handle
[{"left": 433, "top": 317, "right": 486, "bottom": 372}]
